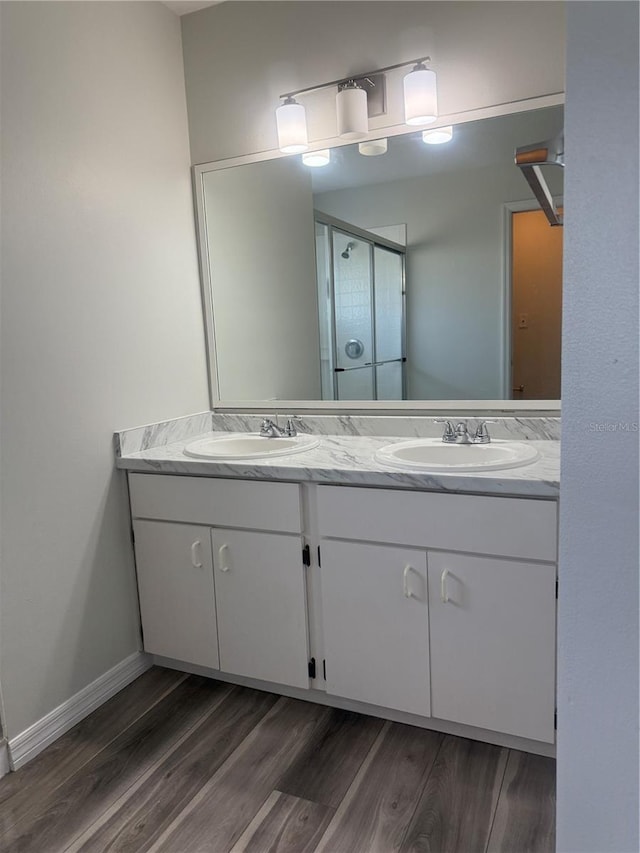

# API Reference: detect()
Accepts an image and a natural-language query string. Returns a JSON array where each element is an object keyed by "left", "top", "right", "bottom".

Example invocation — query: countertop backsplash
[{"left": 115, "top": 411, "right": 560, "bottom": 456}]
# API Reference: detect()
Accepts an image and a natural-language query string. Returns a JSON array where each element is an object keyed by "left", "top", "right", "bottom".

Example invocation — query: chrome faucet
[
  {"left": 435, "top": 419, "right": 494, "bottom": 444},
  {"left": 259, "top": 417, "right": 299, "bottom": 438},
  {"left": 454, "top": 422, "right": 471, "bottom": 444},
  {"left": 435, "top": 419, "right": 470, "bottom": 443},
  {"left": 260, "top": 418, "right": 286, "bottom": 438}
]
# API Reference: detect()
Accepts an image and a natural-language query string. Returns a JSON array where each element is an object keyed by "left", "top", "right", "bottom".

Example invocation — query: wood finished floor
[{"left": 0, "top": 667, "right": 555, "bottom": 853}]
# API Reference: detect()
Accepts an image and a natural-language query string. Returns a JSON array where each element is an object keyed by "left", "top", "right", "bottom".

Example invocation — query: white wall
[
  {"left": 558, "top": 3, "right": 639, "bottom": 851},
  {"left": 316, "top": 162, "right": 539, "bottom": 400},
  {"left": 182, "top": 1, "right": 565, "bottom": 164},
  {"left": 203, "top": 158, "right": 320, "bottom": 399},
  {"left": 0, "top": 1, "right": 209, "bottom": 739}
]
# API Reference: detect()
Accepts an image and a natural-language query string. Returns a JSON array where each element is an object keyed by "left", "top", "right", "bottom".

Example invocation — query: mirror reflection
[{"left": 200, "top": 105, "right": 563, "bottom": 402}]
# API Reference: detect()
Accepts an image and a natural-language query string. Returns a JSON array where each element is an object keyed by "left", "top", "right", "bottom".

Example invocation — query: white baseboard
[
  {"left": 0, "top": 739, "right": 10, "bottom": 779},
  {"left": 8, "top": 651, "right": 152, "bottom": 770}
]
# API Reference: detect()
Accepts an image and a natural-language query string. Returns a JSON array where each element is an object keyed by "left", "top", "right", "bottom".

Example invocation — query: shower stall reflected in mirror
[{"left": 314, "top": 213, "right": 406, "bottom": 401}]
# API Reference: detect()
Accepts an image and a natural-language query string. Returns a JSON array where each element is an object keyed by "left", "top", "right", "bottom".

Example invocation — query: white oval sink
[
  {"left": 183, "top": 433, "right": 319, "bottom": 461},
  {"left": 375, "top": 438, "right": 539, "bottom": 473}
]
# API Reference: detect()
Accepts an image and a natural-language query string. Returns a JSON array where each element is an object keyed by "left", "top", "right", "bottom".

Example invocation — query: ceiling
[
  {"left": 162, "top": 1, "right": 223, "bottom": 15},
  {"left": 310, "top": 106, "right": 564, "bottom": 195}
]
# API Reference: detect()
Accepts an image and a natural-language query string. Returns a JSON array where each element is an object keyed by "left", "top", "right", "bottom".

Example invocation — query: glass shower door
[
  {"left": 332, "top": 231, "right": 375, "bottom": 400},
  {"left": 373, "top": 246, "right": 404, "bottom": 400},
  {"left": 315, "top": 216, "right": 406, "bottom": 401}
]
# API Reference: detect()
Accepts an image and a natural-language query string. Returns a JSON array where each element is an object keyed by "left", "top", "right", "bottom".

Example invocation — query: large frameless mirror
[{"left": 196, "top": 104, "right": 563, "bottom": 405}]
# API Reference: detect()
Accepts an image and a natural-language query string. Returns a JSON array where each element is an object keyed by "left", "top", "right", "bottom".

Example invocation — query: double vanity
[
  {"left": 115, "top": 411, "right": 560, "bottom": 756},
  {"left": 182, "top": 418, "right": 542, "bottom": 474}
]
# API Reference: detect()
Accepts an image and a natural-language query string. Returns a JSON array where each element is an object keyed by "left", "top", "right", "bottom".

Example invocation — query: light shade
[
  {"left": 403, "top": 63, "right": 438, "bottom": 126},
  {"left": 422, "top": 125, "right": 453, "bottom": 145},
  {"left": 302, "top": 149, "right": 331, "bottom": 167},
  {"left": 359, "top": 138, "right": 388, "bottom": 156},
  {"left": 336, "top": 84, "right": 368, "bottom": 140},
  {"left": 276, "top": 97, "right": 308, "bottom": 153}
]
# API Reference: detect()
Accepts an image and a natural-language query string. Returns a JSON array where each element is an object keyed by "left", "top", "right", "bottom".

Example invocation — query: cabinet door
[
  {"left": 320, "top": 541, "right": 430, "bottom": 716},
  {"left": 428, "top": 552, "right": 556, "bottom": 743},
  {"left": 212, "top": 529, "right": 309, "bottom": 689},
  {"left": 133, "top": 520, "right": 219, "bottom": 669}
]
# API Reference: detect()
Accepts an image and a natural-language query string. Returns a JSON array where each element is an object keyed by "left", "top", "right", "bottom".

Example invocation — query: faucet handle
[
  {"left": 284, "top": 417, "right": 298, "bottom": 437},
  {"left": 260, "top": 417, "right": 276, "bottom": 437},
  {"left": 474, "top": 420, "right": 495, "bottom": 443},
  {"left": 434, "top": 419, "right": 456, "bottom": 442},
  {"left": 260, "top": 417, "right": 272, "bottom": 429},
  {"left": 284, "top": 414, "right": 307, "bottom": 437}
]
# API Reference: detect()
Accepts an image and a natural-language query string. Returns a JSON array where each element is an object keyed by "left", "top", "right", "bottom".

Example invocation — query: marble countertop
[{"left": 115, "top": 429, "right": 560, "bottom": 498}]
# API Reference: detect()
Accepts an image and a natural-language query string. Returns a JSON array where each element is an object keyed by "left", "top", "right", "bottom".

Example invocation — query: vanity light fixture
[
  {"left": 404, "top": 61, "right": 438, "bottom": 126},
  {"left": 336, "top": 81, "right": 369, "bottom": 140},
  {"left": 302, "top": 149, "right": 331, "bottom": 167},
  {"left": 422, "top": 125, "right": 453, "bottom": 144},
  {"left": 359, "top": 138, "right": 388, "bottom": 156},
  {"left": 275, "top": 56, "right": 437, "bottom": 154},
  {"left": 275, "top": 96, "right": 309, "bottom": 153}
]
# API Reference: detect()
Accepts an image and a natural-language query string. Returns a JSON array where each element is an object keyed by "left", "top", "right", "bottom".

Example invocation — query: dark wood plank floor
[{"left": 0, "top": 667, "right": 555, "bottom": 853}]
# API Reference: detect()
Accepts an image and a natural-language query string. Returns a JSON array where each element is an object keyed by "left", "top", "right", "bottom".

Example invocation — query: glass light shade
[
  {"left": 276, "top": 99, "right": 308, "bottom": 153},
  {"left": 336, "top": 86, "right": 368, "bottom": 140},
  {"left": 403, "top": 66, "right": 438, "bottom": 126},
  {"left": 422, "top": 125, "right": 453, "bottom": 145},
  {"left": 302, "top": 149, "right": 331, "bottom": 167},
  {"left": 358, "top": 138, "right": 388, "bottom": 156}
]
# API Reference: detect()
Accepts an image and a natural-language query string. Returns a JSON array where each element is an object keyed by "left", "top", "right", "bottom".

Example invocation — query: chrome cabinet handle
[
  {"left": 190, "top": 540, "right": 203, "bottom": 569},
  {"left": 440, "top": 568, "right": 450, "bottom": 603},
  {"left": 218, "top": 543, "right": 230, "bottom": 572},
  {"left": 403, "top": 564, "right": 416, "bottom": 599}
]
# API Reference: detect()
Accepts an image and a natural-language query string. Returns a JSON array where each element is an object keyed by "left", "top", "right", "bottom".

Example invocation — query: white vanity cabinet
[
  {"left": 320, "top": 541, "right": 430, "bottom": 716},
  {"left": 427, "top": 552, "right": 556, "bottom": 743},
  {"left": 128, "top": 473, "right": 309, "bottom": 689},
  {"left": 317, "top": 485, "right": 557, "bottom": 744},
  {"left": 212, "top": 528, "right": 309, "bottom": 688},
  {"left": 124, "top": 469, "right": 558, "bottom": 749},
  {"left": 133, "top": 519, "right": 219, "bottom": 669}
]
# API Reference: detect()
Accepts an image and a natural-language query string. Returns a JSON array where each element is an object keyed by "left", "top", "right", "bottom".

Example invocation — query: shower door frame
[{"left": 314, "top": 211, "right": 407, "bottom": 402}]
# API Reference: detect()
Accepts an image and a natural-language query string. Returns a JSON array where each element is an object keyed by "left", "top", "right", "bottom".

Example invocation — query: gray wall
[
  {"left": 558, "top": 3, "right": 639, "bottom": 851},
  {"left": 0, "top": 1, "right": 209, "bottom": 739},
  {"left": 204, "top": 158, "right": 321, "bottom": 400},
  {"left": 182, "top": 1, "right": 565, "bottom": 164}
]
